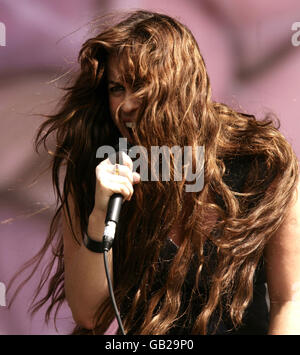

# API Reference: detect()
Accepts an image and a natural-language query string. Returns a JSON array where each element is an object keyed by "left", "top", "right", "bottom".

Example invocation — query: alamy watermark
[
  {"left": 0, "top": 282, "right": 6, "bottom": 307},
  {"left": 96, "top": 138, "right": 205, "bottom": 193},
  {"left": 0, "top": 22, "right": 6, "bottom": 47},
  {"left": 291, "top": 22, "right": 300, "bottom": 47}
]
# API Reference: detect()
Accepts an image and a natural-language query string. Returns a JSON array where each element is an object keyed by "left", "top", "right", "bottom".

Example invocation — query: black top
[
  {"left": 155, "top": 238, "right": 269, "bottom": 335},
  {"left": 120, "top": 154, "right": 275, "bottom": 335}
]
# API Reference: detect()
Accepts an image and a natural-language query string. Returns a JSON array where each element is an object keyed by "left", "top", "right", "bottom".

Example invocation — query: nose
[{"left": 121, "top": 92, "right": 139, "bottom": 115}]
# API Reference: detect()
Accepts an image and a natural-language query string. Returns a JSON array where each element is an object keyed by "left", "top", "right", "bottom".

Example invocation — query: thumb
[{"left": 133, "top": 172, "right": 141, "bottom": 184}]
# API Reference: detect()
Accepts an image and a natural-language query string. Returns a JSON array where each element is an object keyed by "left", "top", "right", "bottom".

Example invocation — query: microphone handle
[{"left": 105, "top": 193, "right": 123, "bottom": 224}]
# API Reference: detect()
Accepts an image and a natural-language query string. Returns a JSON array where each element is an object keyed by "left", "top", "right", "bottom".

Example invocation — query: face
[{"left": 107, "top": 55, "right": 140, "bottom": 141}]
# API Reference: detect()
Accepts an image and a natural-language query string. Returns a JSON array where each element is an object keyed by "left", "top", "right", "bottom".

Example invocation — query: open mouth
[
  {"left": 125, "top": 122, "right": 135, "bottom": 128},
  {"left": 122, "top": 121, "right": 136, "bottom": 142}
]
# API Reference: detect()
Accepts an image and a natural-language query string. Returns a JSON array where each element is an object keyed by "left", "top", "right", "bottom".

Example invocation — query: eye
[{"left": 109, "top": 85, "right": 125, "bottom": 94}]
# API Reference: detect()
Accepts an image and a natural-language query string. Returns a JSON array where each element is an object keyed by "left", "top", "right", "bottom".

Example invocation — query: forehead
[
  {"left": 106, "top": 52, "right": 145, "bottom": 87},
  {"left": 107, "top": 55, "right": 122, "bottom": 82}
]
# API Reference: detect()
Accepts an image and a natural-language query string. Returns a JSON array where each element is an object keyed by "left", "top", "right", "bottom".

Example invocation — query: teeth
[{"left": 125, "top": 122, "right": 135, "bottom": 128}]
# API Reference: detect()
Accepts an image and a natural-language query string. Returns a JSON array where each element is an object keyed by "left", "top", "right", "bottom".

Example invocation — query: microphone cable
[
  {"left": 103, "top": 243, "right": 126, "bottom": 335},
  {"left": 102, "top": 146, "right": 129, "bottom": 335}
]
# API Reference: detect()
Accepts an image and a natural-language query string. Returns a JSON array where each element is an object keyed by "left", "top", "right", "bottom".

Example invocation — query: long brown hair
[{"left": 10, "top": 10, "right": 299, "bottom": 334}]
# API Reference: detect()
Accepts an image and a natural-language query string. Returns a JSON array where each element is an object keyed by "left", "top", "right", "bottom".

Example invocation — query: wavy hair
[{"left": 10, "top": 10, "right": 299, "bottom": 334}]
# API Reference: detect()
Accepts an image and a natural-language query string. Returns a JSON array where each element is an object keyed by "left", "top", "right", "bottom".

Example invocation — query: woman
[{"left": 26, "top": 10, "right": 300, "bottom": 334}]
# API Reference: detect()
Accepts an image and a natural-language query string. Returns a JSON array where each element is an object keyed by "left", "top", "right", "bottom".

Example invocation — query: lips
[
  {"left": 124, "top": 122, "right": 135, "bottom": 128},
  {"left": 119, "top": 120, "right": 136, "bottom": 142}
]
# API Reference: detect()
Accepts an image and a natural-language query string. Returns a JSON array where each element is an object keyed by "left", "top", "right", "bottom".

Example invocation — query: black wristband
[{"left": 83, "top": 232, "right": 105, "bottom": 253}]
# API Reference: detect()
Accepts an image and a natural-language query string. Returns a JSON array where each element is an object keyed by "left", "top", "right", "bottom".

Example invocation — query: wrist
[
  {"left": 87, "top": 209, "right": 106, "bottom": 241},
  {"left": 90, "top": 208, "right": 107, "bottom": 220}
]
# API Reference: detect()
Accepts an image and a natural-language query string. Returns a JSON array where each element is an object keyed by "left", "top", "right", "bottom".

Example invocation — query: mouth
[
  {"left": 124, "top": 122, "right": 136, "bottom": 128},
  {"left": 120, "top": 121, "right": 136, "bottom": 142}
]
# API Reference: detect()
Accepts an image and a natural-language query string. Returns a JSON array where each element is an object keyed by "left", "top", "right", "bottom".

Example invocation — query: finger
[
  {"left": 112, "top": 174, "right": 134, "bottom": 195},
  {"left": 96, "top": 163, "right": 135, "bottom": 194},
  {"left": 118, "top": 151, "right": 133, "bottom": 170},
  {"left": 110, "top": 164, "right": 134, "bottom": 184},
  {"left": 133, "top": 172, "right": 141, "bottom": 184},
  {"left": 109, "top": 179, "right": 133, "bottom": 201},
  {"left": 107, "top": 151, "right": 133, "bottom": 171}
]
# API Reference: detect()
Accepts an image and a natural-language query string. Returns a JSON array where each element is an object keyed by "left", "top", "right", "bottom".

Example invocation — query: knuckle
[
  {"left": 120, "top": 186, "right": 129, "bottom": 198},
  {"left": 122, "top": 152, "right": 133, "bottom": 169},
  {"left": 96, "top": 161, "right": 107, "bottom": 173},
  {"left": 123, "top": 166, "right": 134, "bottom": 181}
]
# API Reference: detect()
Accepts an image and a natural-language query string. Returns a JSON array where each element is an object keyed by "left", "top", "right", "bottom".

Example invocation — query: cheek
[
  {"left": 109, "top": 96, "right": 120, "bottom": 120},
  {"left": 108, "top": 96, "right": 115, "bottom": 116},
  {"left": 109, "top": 96, "right": 121, "bottom": 129}
]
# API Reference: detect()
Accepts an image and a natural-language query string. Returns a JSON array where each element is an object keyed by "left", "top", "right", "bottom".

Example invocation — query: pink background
[{"left": 0, "top": 0, "right": 300, "bottom": 334}]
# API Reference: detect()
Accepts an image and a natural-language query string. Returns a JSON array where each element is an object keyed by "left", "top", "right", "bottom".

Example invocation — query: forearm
[
  {"left": 268, "top": 301, "right": 300, "bottom": 335},
  {"left": 64, "top": 210, "right": 113, "bottom": 329}
]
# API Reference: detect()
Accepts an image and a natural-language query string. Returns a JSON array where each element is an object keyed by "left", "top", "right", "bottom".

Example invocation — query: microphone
[
  {"left": 102, "top": 193, "right": 123, "bottom": 251},
  {"left": 102, "top": 144, "right": 130, "bottom": 251},
  {"left": 102, "top": 140, "right": 132, "bottom": 335}
]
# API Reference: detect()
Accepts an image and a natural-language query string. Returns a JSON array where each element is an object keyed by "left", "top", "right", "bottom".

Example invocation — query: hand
[{"left": 93, "top": 152, "right": 141, "bottom": 214}]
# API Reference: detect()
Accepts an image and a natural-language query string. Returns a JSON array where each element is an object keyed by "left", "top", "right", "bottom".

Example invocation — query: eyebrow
[{"left": 108, "top": 80, "right": 123, "bottom": 85}]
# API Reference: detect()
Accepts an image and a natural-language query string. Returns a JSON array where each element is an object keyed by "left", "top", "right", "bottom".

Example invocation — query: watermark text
[
  {"left": 0, "top": 22, "right": 6, "bottom": 47},
  {"left": 291, "top": 22, "right": 300, "bottom": 47},
  {"left": 0, "top": 282, "right": 6, "bottom": 307},
  {"left": 96, "top": 138, "right": 205, "bottom": 193}
]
